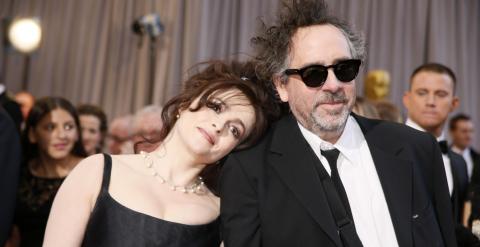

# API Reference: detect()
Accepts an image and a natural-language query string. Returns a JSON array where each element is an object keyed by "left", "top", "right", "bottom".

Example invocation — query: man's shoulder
[{"left": 356, "top": 116, "right": 435, "bottom": 142}]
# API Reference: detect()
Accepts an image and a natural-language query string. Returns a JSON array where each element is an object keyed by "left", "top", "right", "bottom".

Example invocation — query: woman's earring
[{"left": 176, "top": 114, "right": 180, "bottom": 119}]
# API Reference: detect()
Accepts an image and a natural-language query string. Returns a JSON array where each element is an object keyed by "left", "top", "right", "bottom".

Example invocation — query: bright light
[{"left": 8, "top": 18, "right": 42, "bottom": 53}]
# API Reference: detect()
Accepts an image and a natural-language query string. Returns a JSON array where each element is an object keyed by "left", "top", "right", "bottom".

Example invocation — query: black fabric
[
  {"left": 220, "top": 113, "right": 457, "bottom": 247},
  {"left": 81, "top": 154, "right": 221, "bottom": 247},
  {"left": 14, "top": 168, "right": 65, "bottom": 247},
  {"left": 0, "top": 108, "right": 21, "bottom": 246},
  {"left": 438, "top": 140, "right": 449, "bottom": 154},
  {"left": 0, "top": 92, "right": 22, "bottom": 132},
  {"left": 315, "top": 148, "right": 362, "bottom": 247},
  {"left": 322, "top": 149, "right": 353, "bottom": 219}
]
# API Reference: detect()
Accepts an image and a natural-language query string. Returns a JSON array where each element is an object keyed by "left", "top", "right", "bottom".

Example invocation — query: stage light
[{"left": 8, "top": 18, "right": 42, "bottom": 53}]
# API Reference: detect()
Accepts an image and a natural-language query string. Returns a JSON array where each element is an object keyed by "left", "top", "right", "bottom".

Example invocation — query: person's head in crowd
[
  {"left": 161, "top": 60, "right": 278, "bottom": 188},
  {"left": 22, "top": 97, "right": 87, "bottom": 165},
  {"left": 77, "top": 104, "right": 108, "bottom": 156},
  {"left": 403, "top": 63, "right": 459, "bottom": 137},
  {"left": 132, "top": 105, "right": 163, "bottom": 153},
  {"left": 15, "top": 91, "right": 35, "bottom": 120},
  {"left": 352, "top": 97, "right": 380, "bottom": 119},
  {"left": 374, "top": 100, "right": 403, "bottom": 123},
  {"left": 161, "top": 60, "right": 278, "bottom": 152},
  {"left": 364, "top": 70, "right": 391, "bottom": 101},
  {"left": 251, "top": 0, "right": 365, "bottom": 142},
  {"left": 107, "top": 114, "right": 134, "bottom": 154},
  {"left": 449, "top": 113, "right": 475, "bottom": 151}
]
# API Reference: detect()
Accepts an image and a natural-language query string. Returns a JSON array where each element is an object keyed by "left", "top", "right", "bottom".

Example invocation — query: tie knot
[
  {"left": 322, "top": 148, "right": 340, "bottom": 170},
  {"left": 438, "top": 140, "right": 448, "bottom": 154}
]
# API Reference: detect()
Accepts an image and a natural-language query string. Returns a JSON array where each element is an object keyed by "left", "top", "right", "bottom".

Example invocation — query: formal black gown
[
  {"left": 81, "top": 154, "right": 221, "bottom": 247},
  {"left": 15, "top": 168, "right": 65, "bottom": 247}
]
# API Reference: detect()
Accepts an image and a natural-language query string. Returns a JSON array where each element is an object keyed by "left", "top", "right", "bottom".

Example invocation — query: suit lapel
[
  {"left": 269, "top": 115, "right": 342, "bottom": 247},
  {"left": 355, "top": 114, "right": 413, "bottom": 247}
]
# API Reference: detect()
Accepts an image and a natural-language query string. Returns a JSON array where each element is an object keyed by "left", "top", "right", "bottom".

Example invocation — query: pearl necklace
[{"left": 140, "top": 151, "right": 205, "bottom": 194}]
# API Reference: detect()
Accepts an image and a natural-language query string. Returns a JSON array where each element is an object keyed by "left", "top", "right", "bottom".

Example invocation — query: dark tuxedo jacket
[
  {"left": 0, "top": 91, "right": 22, "bottom": 132},
  {"left": 469, "top": 149, "right": 480, "bottom": 190},
  {"left": 220, "top": 114, "right": 456, "bottom": 247},
  {"left": 448, "top": 149, "right": 468, "bottom": 223},
  {"left": 0, "top": 107, "right": 21, "bottom": 245}
]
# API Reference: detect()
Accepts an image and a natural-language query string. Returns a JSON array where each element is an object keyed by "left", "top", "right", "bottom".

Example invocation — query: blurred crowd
[{"left": 0, "top": 87, "right": 164, "bottom": 246}]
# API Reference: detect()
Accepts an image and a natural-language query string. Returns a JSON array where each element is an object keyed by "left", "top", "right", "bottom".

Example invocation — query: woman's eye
[
  {"left": 64, "top": 124, "right": 75, "bottom": 131},
  {"left": 207, "top": 100, "right": 224, "bottom": 113},
  {"left": 229, "top": 125, "right": 240, "bottom": 139},
  {"left": 45, "top": 124, "right": 55, "bottom": 131}
]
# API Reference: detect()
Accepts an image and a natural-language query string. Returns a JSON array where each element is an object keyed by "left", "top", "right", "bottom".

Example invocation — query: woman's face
[
  {"left": 29, "top": 108, "right": 79, "bottom": 160},
  {"left": 79, "top": 114, "right": 102, "bottom": 155},
  {"left": 174, "top": 89, "right": 256, "bottom": 164}
]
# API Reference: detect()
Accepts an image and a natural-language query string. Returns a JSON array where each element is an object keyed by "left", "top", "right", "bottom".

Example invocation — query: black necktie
[
  {"left": 321, "top": 148, "right": 363, "bottom": 247},
  {"left": 322, "top": 148, "right": 354, "bottom": 218},
  {"left": 438, "top": 140, "right": 448, "bottom": 154}
]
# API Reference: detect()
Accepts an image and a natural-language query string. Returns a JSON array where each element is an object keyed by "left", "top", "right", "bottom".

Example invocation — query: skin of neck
[
  {"left": 33, "top": 152, "right": 77, "bottom": 177},
  {"left": 151, "top": 130, "right": 207, "bottom": 187},
  {"left": 314, "top": 128, "right": 343, "bottom": 144}
]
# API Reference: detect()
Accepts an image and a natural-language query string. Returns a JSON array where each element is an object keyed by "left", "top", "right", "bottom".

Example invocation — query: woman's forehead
[{"left": 211, "top": 89, "right": 250, "bottom": 103}]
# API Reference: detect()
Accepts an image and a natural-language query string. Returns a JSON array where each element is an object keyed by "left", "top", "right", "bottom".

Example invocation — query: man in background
[
  {"left": 0, "top": 83, "right": 22, "bottom": 131},
  {"left": 107, "top": 114, "right": 134, "bottom": 154},
  {"left": 450, "top": 113, "right": 480, "bottom": 183},
  {"left": 403, "top": 63, "right": 478, "bottom": 246},
  {"left": 132, "top": 105, "right": 163, "bottom": 153},
  {"left": 0, "top": 107, "right": 21, "bottom": 245}
]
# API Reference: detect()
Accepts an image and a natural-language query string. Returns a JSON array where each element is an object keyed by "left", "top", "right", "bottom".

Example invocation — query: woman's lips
[
  {"left": 52, "top": 143, "right": 68, "bottom": 150},
  {"left": 197, "top": 127, "right": 215, "bottom": 145}
]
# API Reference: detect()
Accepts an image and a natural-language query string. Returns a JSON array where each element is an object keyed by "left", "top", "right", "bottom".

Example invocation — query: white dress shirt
[
  {"left": 452, "top": 146, "right": 474, "bottom": 181},
  {"left": 405, "top": 118, "right": 453, "bottom": 196},
  {"left": 298, "top": 116, "right": 399, "bottom": 247}
]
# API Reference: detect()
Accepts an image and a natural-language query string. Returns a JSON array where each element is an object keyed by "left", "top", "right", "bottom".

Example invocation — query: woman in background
[
  {"left": 77, "top": 104, "right": 108, "bottom": 155},
  {"left": 11, "top": 97, "right": 86, "bottom": 247}
]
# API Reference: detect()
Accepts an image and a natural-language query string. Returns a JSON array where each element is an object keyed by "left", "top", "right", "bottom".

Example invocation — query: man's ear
[
  {"left": 450, "top": 96, "right": 460, "bottom": 112},
  {"left": 273, "top": 75, "right": 289, "bottom": 102},
  {"left": 402, "top": 91, "right": 410, "bottom": 111}
]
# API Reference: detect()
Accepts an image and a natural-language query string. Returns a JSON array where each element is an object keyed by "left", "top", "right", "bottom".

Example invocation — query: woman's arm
[{"left": 43, "top": 154, "right": 105, "bottom": 247}]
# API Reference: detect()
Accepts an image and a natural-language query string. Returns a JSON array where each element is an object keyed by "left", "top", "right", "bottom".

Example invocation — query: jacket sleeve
[{"left": 220, "top": 154, "right": 262, "bottom": 247}]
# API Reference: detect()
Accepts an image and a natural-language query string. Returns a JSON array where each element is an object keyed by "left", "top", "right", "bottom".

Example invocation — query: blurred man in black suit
[{"left": 0, "top": 107, "right": 21, "bottom": 245}]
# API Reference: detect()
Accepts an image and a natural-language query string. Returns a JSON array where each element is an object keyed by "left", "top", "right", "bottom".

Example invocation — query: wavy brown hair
[{"left": 143, "top": 60, "right": 280, "bottom": 193}]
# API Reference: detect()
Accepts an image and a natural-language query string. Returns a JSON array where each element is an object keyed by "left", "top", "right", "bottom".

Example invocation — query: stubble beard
[{"left": 296, "top": 91, "right": 354, "bottom": 139}]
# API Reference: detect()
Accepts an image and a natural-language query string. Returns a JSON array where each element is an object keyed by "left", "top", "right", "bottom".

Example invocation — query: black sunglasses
[{"left": 284, "top": 59, "right": 362, "bottom": 88}]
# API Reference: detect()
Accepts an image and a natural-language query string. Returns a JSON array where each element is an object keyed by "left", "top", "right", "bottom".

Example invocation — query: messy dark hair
[
  {"left": 252, "top": 0, "right": 366, "bottom": 89},
  {"left": 160, "top": 60, "right": 280, "bottom": 150}
]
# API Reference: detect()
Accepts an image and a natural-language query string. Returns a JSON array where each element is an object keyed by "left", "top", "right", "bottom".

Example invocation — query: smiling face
[
  {"left": 275, "top": 24, "right": 356, "bottom": 142},
  {"left": 79, "top": 114, "right": 102, "bottom": 155},
  {"left": 403, "top": 70, "right": 459, "bottom": 136},
  {"left": 29, "top": 108, "right": 79, "bottom": 160},
  {"left": 173, "top": 89, "right": 256, "bottom": 164}
]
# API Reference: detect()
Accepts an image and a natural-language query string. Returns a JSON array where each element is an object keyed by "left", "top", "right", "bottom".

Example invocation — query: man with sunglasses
[{"left": 220, "top": 0, "right": 456, "bottom": 247}]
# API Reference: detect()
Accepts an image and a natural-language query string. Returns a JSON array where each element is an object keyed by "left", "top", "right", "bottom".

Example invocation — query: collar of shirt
[
  {"left": 0, "top": 84, "right": 5, "bottom": 95},
  {"left": 405, "top": 118, "right": 446, "bottom": 141},
  {"left": 297, "top": 115, "right": 365, "bottom": 164}
]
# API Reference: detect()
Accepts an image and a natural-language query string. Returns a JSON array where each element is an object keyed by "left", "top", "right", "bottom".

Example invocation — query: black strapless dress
[{"left": 81, "top": 154, "right": 221, "bottom": 247}]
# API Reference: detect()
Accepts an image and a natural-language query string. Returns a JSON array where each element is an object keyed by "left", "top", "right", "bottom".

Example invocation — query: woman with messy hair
[{"left": 43, "top": 61, "right": 278, "bottom": 247}]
